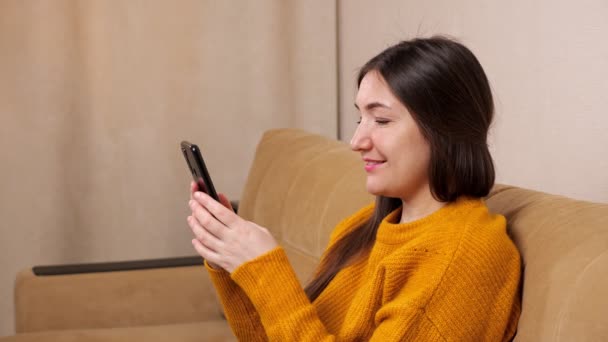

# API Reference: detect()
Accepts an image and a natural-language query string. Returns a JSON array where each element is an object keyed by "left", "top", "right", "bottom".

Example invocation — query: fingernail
[{"left": 194, "top": 192, "right": 202, "bottom": 199}]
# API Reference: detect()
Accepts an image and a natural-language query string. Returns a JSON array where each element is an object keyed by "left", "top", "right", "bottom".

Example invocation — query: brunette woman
[{"left": 187, "top": 36, "right": 521, "bottom": 341}]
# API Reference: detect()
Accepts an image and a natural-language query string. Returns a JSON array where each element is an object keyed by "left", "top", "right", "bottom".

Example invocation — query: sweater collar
[{"left": 375, "top": 197, "right": 481, "bottom": 244}]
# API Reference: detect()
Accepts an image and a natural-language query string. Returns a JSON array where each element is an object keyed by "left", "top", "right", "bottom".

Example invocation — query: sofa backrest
[
  {"left": 485, "top": 185, "right": 608, "bottom": 341},
  {"left": 238, "top": 129, "right": 373, "bottom": 283},
  {"left": 237, "top": 128, "right": 608, "bottom": 341}
]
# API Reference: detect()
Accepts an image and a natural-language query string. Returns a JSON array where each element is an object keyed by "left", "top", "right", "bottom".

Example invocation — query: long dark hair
[{"left": 305, "top": 36, "right": 496, "bottom": 301}]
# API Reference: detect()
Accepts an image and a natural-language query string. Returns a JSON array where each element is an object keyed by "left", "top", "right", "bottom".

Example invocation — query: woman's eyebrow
[{"left": 354, "top": 102, "right": 391, "bottom": 111}]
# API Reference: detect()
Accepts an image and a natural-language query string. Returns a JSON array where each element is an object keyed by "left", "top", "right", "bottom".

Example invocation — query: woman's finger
[
  {"left": 218, "top": 193, "right": 233, "bottom": 211},
  {"left": 189, "top": 200, "right": 228, "bottom": 239},
  {"left": 187, "top": 215, "right": 223, "bottom": 252},
  {"left": 193, "top": 191, "right": 240, "bottom": 227},
  {"left": 191, "top": 238, "right": 221, "bottom": 265},
  {"left": 190, "top": 181, "right": 197, "bottom": 201}
]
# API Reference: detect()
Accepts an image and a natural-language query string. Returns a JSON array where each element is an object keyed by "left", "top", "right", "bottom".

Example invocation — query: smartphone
[{"left": 180, "top": 141, "right": 219, "bottom": 201}]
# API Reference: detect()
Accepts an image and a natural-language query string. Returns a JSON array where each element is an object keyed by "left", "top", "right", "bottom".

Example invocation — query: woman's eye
[{"left": 375, "top": 119, "right": 390, "bottom": 125}]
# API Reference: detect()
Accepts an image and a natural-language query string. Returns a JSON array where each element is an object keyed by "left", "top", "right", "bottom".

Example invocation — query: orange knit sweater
[{"left": 206, "top": 197, "right": 521, "bottom": 341}]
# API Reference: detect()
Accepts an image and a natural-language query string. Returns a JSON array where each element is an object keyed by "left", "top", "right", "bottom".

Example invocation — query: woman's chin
[
  {"left": 366, "top": 182, "right": 386, "bottom": 197},
  {"left": 366, "top": 182, "right": 404, "bottom": 199}
]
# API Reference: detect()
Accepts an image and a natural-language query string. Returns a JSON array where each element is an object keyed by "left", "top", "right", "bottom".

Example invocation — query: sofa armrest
[{"left": 15, "top": 258, "right": 223, "bottom": 333}]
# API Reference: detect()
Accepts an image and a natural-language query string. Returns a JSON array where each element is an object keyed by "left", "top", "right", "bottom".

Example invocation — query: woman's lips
[{"left": 364, "top": 160, "right": 385, "bottom": 172}]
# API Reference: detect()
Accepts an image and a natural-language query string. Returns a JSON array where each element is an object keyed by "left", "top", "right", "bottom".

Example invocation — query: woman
[{"left": 187, "top": 36, "right": 521, "bottom": 341}]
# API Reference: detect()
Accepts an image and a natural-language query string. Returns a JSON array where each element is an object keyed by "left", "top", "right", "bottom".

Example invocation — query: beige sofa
[{"left": 1, "top": 128, "right": 607, "bottom": 341}]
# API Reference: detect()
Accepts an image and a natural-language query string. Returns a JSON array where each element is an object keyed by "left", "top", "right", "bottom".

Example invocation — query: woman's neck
[{"left": 399, "top": 188, "right": 446, "bottom": 224}]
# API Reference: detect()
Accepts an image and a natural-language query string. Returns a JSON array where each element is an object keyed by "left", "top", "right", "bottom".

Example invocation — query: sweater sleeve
[
  {"left": 230, "top": 247, "right": 335, "bottom": 341},
  {"left": 205, "top": 261, "right": 268, "bottom": 341}
]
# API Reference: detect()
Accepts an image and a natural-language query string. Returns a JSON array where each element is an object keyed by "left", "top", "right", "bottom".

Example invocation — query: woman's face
[{"left": 351, "top": 70, "right": 431, "bottom": 200}]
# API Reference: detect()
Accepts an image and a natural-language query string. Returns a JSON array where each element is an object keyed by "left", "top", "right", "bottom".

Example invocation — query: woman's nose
[{"left": 350, "top": 125, "right": 371, "bottom": 151}]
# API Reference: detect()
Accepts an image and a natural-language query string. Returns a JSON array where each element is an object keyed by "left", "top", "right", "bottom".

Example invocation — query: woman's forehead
[{"left": 355, "top": 71, "right": 399, "bottom": 111}]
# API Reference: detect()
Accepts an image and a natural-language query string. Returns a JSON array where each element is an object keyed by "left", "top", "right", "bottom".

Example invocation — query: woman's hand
[
  {"left": 189, "top": 182, "right": 224, "bottom": 270},
  {"left": 187, "top": 182, "right": 278, "bottom": 273}
]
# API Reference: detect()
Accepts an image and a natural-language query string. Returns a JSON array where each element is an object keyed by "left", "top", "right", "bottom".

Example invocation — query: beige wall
[
  {"left": 0, "top": 0, "right": 336, "bottom": 336},
  {"left": 338, "top": 0, "right": 608, "bottom": 203}
]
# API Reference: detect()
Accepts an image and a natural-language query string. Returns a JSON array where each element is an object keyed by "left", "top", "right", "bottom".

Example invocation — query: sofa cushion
[
  {"left": 486, "top": 185, "right": 608, "bottom": 341},
  {"left": 238, "top": 129, "right": 372, "bottom": 260}
]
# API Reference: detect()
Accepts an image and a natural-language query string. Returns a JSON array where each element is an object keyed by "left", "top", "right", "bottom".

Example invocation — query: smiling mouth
[
  {"left": 364, "top": 160, "right": 385, "bottom": 172},
  {"left": 365, "top": 161, "right": 384, "bottom": 165}
]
